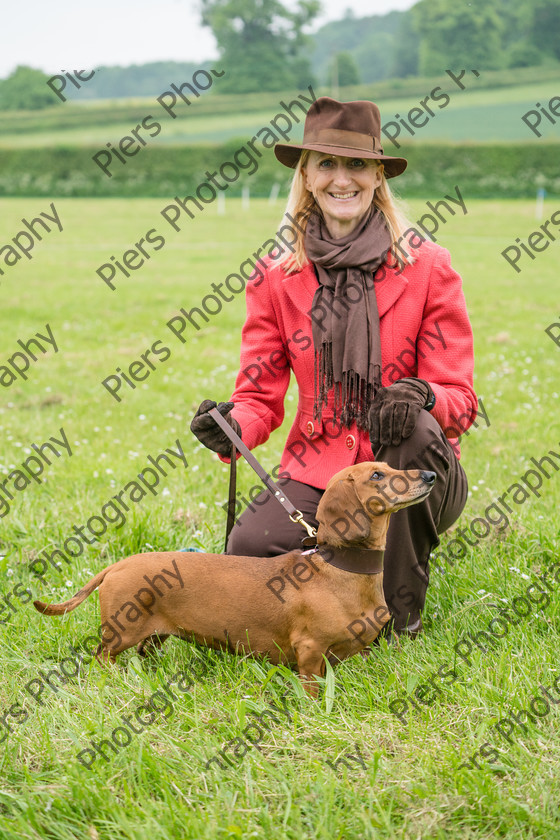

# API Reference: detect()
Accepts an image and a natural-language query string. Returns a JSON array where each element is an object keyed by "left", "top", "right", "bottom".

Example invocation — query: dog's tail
[{"left": 33, "top": 566, "right": 112, "bottom": 616}]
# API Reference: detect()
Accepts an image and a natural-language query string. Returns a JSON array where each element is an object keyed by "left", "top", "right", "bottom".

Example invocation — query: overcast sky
[{"left": 3, "top": 0, "right": 417, "bottom": 78}]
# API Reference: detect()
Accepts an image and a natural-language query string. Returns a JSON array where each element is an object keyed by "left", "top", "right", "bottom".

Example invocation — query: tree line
[{"left": 2, "top": 0, "right": 559, "bottom": 107}]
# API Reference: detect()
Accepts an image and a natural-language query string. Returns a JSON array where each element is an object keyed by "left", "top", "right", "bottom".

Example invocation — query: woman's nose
[{"left": 332, "top": 164, "right": 352, "bottom": 185}]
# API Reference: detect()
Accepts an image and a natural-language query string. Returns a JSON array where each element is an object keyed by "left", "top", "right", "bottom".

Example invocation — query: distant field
[
  {"left": 1, "top": 79, "right": 559, "bottom": 148},
  {"left": 0, "top": 198, "right": 559, "bottom": 838}
]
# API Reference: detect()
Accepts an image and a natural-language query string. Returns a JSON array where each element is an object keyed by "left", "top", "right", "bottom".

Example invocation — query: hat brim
[{"left": 274, "top": 142, "right": 407, "bottom": 179}]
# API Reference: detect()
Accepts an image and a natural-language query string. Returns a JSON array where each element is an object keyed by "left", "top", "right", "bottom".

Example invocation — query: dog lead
[{"left": 207, "top": 406, "right": 318, "bottom": 550}]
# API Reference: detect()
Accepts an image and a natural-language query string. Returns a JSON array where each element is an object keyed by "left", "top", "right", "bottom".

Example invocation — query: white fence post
[{"left": 269, "top": 183, "right": 281, "bottom": 204}]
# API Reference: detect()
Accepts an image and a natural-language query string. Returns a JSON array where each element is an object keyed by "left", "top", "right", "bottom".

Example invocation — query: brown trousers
[{"left": 226, "top": 412, "right": 468, "bottom": 631}]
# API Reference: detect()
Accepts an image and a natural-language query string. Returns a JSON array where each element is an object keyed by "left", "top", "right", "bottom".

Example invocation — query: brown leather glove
[
  {"left": 190, "top": 399, "right": 241, "bottom": 455},
  {"left": 368, "top": 378, "right": 435, "bottom": 449}
]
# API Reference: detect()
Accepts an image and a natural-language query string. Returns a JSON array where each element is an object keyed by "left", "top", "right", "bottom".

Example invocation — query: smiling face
[{"left": 302, "top": 151, "right": 383, "bottom": 239}]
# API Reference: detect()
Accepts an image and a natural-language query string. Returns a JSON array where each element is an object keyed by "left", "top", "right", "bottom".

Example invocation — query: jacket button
[
  {"left": 306, "top": 421, "right": 315, "bottom": 436},
  {"left": 346, "top": 434, "right": 356, "bottom": 450}
]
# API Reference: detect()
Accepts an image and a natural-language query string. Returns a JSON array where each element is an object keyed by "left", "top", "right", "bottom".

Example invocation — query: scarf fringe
[{"left": 315, "top": 347, "right": 380, "bottom": 432}]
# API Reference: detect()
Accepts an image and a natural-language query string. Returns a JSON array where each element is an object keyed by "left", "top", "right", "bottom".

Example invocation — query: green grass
[
  {"left": 0, "top": 197, "right": 559, "bottom": 838},
  {"left": 2, "top": 75, "right": 560, "bottom": 148}
]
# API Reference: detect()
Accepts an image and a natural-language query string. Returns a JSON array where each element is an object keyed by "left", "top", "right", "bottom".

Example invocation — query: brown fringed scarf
[{"left": 305, "top": 207, "right": 392, "bottom": 431}]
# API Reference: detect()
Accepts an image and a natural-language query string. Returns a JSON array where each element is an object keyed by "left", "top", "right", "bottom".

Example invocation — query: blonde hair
[{"left": 278, "top": 149, "right": 416, "bottom": 273}]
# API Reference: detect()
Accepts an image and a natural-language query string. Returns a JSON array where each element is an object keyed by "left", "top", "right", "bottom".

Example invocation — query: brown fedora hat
[{"left": 274, "top": 96, "right": 407, "bottom": 179}]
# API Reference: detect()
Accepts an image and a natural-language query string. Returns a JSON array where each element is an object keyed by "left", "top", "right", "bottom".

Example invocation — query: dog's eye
[{"left": 370, "top": 471, "right": 384, "bottom": 480}]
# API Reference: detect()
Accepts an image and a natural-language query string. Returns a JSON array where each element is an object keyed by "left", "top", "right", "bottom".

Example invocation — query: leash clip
[
  {"left": 207, "top": 407, "right": 319, "bottom": 546},
  {"left": 289, "top": 509, "right": 317, "bottom": 539}
]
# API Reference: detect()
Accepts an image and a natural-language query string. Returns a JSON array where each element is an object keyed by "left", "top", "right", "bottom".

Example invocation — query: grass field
[
  {"left": 1, "top": 196, "right": 560, "bottom": 839},
  {"left": 1, "top": 78, "right": 559, "bottom": 148}
]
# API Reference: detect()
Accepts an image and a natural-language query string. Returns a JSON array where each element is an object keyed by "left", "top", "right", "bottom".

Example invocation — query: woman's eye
[
  {"left": 349, "top": 159, "right": 365, "bottom": 168},
  {"left": 319, "top": 159, "right": 333, "bottom": 168}
]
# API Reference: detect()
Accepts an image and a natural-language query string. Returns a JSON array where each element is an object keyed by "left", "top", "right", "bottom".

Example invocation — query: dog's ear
[
  {"left": 316, "top": 472, "right": 371, "bottom": 547},
  {"left": 350, "top": 462, "right": 393, "bottom": 515}
]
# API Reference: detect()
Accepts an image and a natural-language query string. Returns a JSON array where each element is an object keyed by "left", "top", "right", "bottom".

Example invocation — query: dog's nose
[{"left": 421, "top": 471, "right": 436, "bottom": 484}]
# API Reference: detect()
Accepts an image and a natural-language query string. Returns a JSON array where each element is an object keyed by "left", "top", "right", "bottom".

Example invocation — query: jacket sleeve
[
  {"left": 417, "top": 246, "right": 478, "bottom": 438},
  {"left": 225, "top": 266, "right": 291, "bottom": 453}
]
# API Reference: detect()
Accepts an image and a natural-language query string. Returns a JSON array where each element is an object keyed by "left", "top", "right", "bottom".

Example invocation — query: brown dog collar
[{"left": 314, "top": 545, "right": 384, "bottom": 575}]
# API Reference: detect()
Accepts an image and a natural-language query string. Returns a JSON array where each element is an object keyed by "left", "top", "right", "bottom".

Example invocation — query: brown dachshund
[{"left": 34, "top": 462, "right": 435, "bottom": 695}]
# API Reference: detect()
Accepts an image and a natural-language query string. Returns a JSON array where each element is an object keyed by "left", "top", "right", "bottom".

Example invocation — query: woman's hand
[
  {"left": 368, "top": 378, "right": 435, "bottom": 449},
  {"left": 190, "top": 399, "right": 242, "bottom": 455}
]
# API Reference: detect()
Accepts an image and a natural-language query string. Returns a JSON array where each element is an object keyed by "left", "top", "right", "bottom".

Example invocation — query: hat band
[{"left": 304, "top": 128, "right": 383, "bottom": 155}]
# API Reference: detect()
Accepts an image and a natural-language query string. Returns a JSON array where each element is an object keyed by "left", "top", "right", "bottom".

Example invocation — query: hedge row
[{"left": 0, "top": 141, "right": 558, "bottom": 199}]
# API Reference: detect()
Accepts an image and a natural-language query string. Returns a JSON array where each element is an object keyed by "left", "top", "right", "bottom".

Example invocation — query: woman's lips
[{"left": 329, "top": 191, "right": 358, "bottom": 200}]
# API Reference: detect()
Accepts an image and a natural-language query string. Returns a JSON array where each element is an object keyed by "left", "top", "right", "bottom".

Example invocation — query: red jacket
[{"left": 226, "top": 240, "right": 477, "bottom": 489}]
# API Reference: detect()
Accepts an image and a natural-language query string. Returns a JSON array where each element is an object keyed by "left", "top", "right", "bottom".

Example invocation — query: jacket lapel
[
  {"left": 280, "top": 264, "right": 318, "bottom": 317},
  {"left": 374, "top": 267, "right": 409, "bottom": 318},
  {"left": 281, "top": 262, "right": 409, "bottom": 320}
]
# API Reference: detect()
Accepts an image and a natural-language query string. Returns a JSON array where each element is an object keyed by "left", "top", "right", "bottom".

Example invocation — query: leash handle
[
  {"left": 208, "top": 407, "right": 317, "bottom": 542},
  {"left": 223, "top": 442, "right": 237, "bottom": 552}
]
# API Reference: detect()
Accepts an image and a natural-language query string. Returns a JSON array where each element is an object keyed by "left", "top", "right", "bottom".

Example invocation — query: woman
[{"left": 191, "top": 97, "right": 477, "bottom": 638}]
